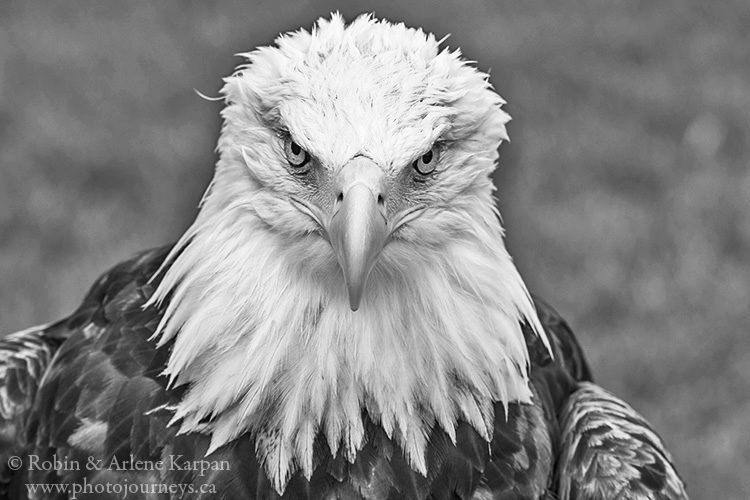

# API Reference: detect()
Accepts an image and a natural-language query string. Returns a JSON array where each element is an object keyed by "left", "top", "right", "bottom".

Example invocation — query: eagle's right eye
[{"left": 284, "top": 138, "right": 310, "bottom": 169}]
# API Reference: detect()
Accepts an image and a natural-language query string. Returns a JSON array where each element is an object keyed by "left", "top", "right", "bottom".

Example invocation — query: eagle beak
[{"left": 329, "top": 157, "right": 388, "bottom": 311}]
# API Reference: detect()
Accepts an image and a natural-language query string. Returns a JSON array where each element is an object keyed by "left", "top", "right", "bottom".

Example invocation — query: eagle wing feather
[{"left": 556, "top": 382, "right": 688, "bottom": 499}]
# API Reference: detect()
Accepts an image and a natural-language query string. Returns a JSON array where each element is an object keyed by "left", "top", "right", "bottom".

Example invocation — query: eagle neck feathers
[{"left": 147, "top": 178, "right": 547, "bottom": 493}]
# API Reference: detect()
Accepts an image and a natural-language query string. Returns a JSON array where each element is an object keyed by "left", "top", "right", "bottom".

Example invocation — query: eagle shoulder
[
  {"left": 0, "top": 322, "right": 68, "bottom": 497},
  {"left": 4, "top": 246, "right": 178, "bottom": 498},
  {"left": 556, "top": 382, "right": 688, "bottom": 500}
]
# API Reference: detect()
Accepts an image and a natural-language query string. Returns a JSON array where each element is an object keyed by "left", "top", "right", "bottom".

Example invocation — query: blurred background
[{"left": 1, "top": 1, "right": 748, "bottom": 497}]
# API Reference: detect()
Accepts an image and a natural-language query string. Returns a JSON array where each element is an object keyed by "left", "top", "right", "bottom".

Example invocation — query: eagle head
[
  {"left": 213, "top": 13, "right": 511, "bottom": 311},
  {"left": 149, "top": 13, "right": 547, "bottom": 493}
]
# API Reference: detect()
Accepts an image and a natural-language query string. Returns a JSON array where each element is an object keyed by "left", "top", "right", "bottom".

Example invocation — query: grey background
[{"left": 1, "top": 1, "right": 748, "bottom": 497}]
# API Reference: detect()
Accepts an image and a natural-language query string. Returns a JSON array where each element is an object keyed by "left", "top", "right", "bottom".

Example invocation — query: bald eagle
[{"left": 1, "top": 14, "right": 687, "bottom": 500}]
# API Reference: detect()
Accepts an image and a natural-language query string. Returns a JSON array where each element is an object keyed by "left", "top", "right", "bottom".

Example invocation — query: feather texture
[
  {"left": 0, "top": 248, "right": 687, "bottom": 499},
  {"left": 556, "top": 382, "right": 688, "bottom": 499}
]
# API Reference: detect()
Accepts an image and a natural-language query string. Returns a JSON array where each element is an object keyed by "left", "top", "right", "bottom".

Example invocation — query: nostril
[
  {"left": 377, "top": 194, "right": 384, "bottom": 206},
  {"left": 336, "top": 192, "right": 344, "bottom": 203}
]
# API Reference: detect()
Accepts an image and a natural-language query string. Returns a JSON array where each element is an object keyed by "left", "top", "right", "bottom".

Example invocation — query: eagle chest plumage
[{"left": 17, "top": 247, "right": 580, "bottom": 499}]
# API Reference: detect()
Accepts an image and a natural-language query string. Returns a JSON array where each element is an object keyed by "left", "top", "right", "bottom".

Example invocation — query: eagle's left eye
[
  {"left": 413, "top": 147, "right": 439, "bottom": 176},
  {"left": 284, "top": 138, "right": 310, "bottom": 169}
]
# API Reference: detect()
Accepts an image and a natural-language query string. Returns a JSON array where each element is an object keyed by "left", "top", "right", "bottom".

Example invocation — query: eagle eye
[
  {"left": 413, "top": 147, "right": 439, "bottom": 176},
  {"left": 284, "top": 138, "right": 310, "bottom": 169}
]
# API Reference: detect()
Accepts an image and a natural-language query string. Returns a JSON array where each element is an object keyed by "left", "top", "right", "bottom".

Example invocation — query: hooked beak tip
[
  {"left": 345, "top": 271, "right": 366, "bottom": 310},
  {"left": 340, "top": 248, "right": 374, "bottom": 312}
]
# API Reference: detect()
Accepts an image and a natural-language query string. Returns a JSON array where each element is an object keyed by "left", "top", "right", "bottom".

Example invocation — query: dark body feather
[{"left": 0, "top": 247, "right": 686, "bottom": 499}]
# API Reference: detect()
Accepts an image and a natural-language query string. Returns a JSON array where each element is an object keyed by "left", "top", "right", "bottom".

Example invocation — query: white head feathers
[{"left": 147, "top": 13, "right": 548, "bottom": 494}]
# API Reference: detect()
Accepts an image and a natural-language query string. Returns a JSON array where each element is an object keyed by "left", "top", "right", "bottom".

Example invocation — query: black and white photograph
[{"left": 1, "top": 1, "right": 747, "bottom": 499}]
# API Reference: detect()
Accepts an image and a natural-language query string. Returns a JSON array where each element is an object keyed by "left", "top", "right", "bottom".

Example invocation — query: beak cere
[{"left": 328, "top": 157, "right": 388, "bottom": 311}]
